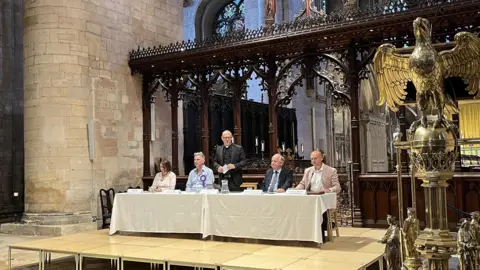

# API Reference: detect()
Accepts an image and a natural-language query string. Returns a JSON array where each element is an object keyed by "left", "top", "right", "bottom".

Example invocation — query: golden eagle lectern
[{"left": 374, "top": 17, "right": 480, "bottom": 132}]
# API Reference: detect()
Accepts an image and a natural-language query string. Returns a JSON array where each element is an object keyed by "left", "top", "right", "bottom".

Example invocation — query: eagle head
[{"left": 413, "top": 17, "right": 432, "bottom": 41}]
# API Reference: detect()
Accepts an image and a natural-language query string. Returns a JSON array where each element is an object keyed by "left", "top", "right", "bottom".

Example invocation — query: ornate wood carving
[
  {"left": 187, "top": 72, "right": 220, "bottom": 166},
  {"left": 142, "top": 74, "right": 153, "bottom": 176},
  {"left": 129, "top": 1, "right": 480, "bottom": 75},
  {"left": 347, "top": 43, "right": 363, "bottom": 226},
  {"left": 219, "top": 66, "right": 253, "bottom": 145},
  {"left": 359, "top": 173, "right": 480, "bottom": 229}
]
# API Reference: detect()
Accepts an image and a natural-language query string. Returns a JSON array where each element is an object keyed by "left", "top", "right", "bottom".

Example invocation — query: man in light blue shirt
[{"left": 186, "top": 152, "right": 215, "bottom": 190}]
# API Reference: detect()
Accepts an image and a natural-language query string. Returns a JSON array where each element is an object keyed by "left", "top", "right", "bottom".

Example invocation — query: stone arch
[
  {"left": 360, "top": 64, "right": 383, "bottom": 115},
  {"left": 195, "top": 0, "right": 238, "bottom": 39}
]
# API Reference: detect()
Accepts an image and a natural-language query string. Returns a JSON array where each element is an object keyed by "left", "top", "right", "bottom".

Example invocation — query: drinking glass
[{"left": 221, "top": 180, "right": 230, "bottom": 194}]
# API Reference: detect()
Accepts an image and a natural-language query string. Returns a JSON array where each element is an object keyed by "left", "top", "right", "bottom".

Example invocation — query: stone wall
[
  {"left": 23, "top": 0, "right": 183, "bottom": 221},
  {"left": 0, "top": 0, "right": 24, "bottom": 221}
]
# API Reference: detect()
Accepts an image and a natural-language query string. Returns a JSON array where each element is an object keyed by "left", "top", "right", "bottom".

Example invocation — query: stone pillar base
[
  {"left": 0, "top": 212, "right": 98, "bottom": 236},
  {"left": 21, "top": 212, "right": 93, "bottom": 225}
]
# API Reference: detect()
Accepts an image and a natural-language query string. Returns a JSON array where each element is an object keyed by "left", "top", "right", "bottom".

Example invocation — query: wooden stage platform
[{"left": 7, "top": 227, "right": 386, "bottom": 270}]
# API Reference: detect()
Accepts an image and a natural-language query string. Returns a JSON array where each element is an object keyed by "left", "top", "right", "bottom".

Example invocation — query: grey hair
[
  {"left": 273, "top": 153, "right": 285, "bottom": 164},
  {"left": 194, "top": 152, "right": 205, "bottom": 159}
]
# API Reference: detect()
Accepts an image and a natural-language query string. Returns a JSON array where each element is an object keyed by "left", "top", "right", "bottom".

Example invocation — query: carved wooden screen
[{"left": 182, "top": 92, "right": 297, "bottom": 174}]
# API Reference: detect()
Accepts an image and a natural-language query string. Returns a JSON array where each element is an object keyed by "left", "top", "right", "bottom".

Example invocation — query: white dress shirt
[{"left": 309, "top": 165, "right": 324, "bottom": 192}]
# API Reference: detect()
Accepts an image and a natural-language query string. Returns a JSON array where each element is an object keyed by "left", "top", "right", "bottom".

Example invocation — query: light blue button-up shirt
[{"left": 186, "top": 165, "right": 214, "bottom": 189}]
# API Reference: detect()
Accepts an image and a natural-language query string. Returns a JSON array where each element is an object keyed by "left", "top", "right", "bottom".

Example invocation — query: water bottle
[{"left": 221, "top": 180, "right": 230, "bottom": 194}]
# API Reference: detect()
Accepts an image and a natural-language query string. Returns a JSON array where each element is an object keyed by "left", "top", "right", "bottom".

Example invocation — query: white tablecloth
[
  {"left": 109, "top": 193, "right": 337, "bottom": 243},
  {"left": 109, "top": 193, "right": 206, "bottom": 235},
  {"left": 205, "top": 193, "right": 336, "bottom": 243}
]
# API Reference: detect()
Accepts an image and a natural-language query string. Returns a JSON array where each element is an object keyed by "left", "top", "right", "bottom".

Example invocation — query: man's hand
[
  {"left": 154, "top": 187, "right": 162, "bottom": 192},
  {"left": 276, "top": 188, "right": 286, "bottom": 193},
  {"left": 218, "top": 167, "right": 223, "bottom": 173},
  {"left": 320, "top": 188, "right": 330, "bottom": 193},
  {"left": 227, "top": 164, "right": 235, "bottom": 170}
]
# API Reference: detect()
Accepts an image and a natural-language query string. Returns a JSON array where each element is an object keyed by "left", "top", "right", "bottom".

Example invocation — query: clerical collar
[{"left": 225, "top": 145, "right": 230, "bottom": 149}]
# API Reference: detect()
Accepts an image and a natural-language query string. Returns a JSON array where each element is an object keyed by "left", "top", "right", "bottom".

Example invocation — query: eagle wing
[
  {"left": 440, "top": 32, "right": 480, "bottom": 98},
  {"left": 373, "top": 44, "right": 412, "bottom": 112}
]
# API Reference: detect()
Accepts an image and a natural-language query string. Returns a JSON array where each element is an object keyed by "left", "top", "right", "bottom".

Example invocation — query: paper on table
[{"left": 221, "top": 164, "right": 229, "bottom": 174}]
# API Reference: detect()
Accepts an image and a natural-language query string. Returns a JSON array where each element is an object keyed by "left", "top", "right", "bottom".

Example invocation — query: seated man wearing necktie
[
  {"left": 295, "top": 150, "right": 340, "bottom": 242},
  {"left": 261, "top": 154, "right": 292, "bottom": 193}
]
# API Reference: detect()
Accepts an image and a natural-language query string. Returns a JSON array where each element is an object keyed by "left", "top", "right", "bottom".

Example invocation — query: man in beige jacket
[
  {"left": 295, "top": 150, "right": 340, "bottom": 242},
  {"left": 295, "top": 150, "right": 341, "bottom": 194}
]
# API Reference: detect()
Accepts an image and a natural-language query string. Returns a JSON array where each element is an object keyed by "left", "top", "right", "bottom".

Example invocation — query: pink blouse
[{"left": 151, "top": 171, "right": 176, "bottom": 190}]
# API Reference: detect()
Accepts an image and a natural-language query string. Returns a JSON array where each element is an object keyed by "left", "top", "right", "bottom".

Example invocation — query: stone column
[
  {"left": 23, "top": 1, "right": 95, "bottom": 227},
  {"left": 4, "top": 0, "right": 183, "bottom": 236}
]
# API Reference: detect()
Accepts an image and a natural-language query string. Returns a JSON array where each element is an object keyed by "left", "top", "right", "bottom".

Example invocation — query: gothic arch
[
  {"left": 195, "top": 0, "right": 239, "bottom": 39},
  {"left": 360, "top": 64, "right": 384, "bottom": 115}
]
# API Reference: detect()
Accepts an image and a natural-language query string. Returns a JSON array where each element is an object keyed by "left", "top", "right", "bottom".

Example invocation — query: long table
[{"left": 109, "top": 193, "right": 337, "bottom": 244}]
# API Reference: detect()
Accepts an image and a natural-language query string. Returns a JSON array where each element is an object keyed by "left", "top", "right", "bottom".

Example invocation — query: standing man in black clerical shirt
[{"left": 213, "top": 130, "right": 247, "bottom": 192}]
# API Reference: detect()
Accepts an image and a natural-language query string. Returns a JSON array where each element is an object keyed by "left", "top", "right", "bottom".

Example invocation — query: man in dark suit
[
  {"left": 261, "top": 154, "right": 292, "bottom": 193},
  {"left": 213, "top": 130, "right": 247, "bottom": 192}
]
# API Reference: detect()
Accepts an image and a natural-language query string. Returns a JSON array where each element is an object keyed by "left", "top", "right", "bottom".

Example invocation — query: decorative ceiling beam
[{"left": 129, "top": 0, "right": 480, "bottom": 75}]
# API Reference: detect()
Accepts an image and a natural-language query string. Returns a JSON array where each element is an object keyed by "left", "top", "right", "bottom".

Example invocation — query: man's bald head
[
  {"left": 310, "top": 150, "right": 324, "bottom": 168},
  {"left": 271, "top": 153, "right": 285, "bottom": 170},
  {"left": 221, "top": 130, "right": 233, "bottom": 146}
]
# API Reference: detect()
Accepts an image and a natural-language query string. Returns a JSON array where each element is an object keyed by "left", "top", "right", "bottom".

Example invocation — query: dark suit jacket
[
  {"left": 213, "top": 144, "right": 247, "bottom": 191},
  {"left": 260, "top": 168, "right": 293, "bottom": 192}
]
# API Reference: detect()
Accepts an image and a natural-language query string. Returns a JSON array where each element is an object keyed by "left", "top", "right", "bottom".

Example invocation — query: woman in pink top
[{"left": 151, "top": 160, "right": 176, "bottom": 192}]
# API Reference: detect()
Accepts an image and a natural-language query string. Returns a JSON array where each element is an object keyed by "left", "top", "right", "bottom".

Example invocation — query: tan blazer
[{"left": 295, "top": 164, "right": 341, "bottom": 193}]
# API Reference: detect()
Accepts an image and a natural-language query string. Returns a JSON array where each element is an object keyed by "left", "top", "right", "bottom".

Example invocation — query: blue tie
[{"left": 268, "top": 171, "right": 279, "bottom": 192}]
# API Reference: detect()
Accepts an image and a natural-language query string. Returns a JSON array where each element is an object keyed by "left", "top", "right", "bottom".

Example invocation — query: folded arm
[
  {"left": 186, "top": 172, "right": 194, "bottom": 189},
  {"left": 329, "top": 169, "right": 341, "bottom": 193},
  {"left": 295, "top": 170, "right": 308, "bottom": 190},
  {"left": 168, "top": 173, "right": 177, "bottom": 190},
  {"left": 260, "top": 172, "right": 269, "bottom": 192},
  {"left": 281, "top": 170, "right": 293, "bottom": 190},
  {"left": 207, "top": 169, "right": 215, "bottom": 184}
]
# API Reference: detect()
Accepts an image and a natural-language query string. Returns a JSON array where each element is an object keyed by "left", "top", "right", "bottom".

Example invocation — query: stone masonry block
[{"left": 21, "top": 0, "right": 182, "bottom": 228}]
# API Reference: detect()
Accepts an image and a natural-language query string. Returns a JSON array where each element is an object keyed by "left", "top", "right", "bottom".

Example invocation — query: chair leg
[{"left": 333, "top": 211, "right": 340, "bottom": 237}]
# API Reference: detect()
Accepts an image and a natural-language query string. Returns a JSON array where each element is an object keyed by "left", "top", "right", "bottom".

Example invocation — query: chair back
[{"left": 99, "top": 188, "right": 115, "bottom": 216}]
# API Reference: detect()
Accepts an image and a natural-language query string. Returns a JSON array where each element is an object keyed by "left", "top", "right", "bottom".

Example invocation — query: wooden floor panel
[{"left": 8, "top": 227, "right": 385, "bottom": 270}]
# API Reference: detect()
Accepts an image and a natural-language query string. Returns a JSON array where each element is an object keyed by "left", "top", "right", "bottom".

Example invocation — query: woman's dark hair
[{"left": 161, "top": 160, "right": 172, "bottom": 173}]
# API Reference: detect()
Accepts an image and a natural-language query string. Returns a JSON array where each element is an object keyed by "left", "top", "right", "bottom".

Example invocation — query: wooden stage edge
[{"left": 8, "top": 227, "right": 386, "bottom": 270}]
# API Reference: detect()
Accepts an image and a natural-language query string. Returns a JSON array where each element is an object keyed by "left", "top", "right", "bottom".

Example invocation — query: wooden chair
[
  {"left": 331, "top": 209, "right": 340, "bottom": 237},
  {"left": 99, "top": 188, "right": 115, "bottom": 229},
  {"left": 326, "top": 207, "right": 341, "bottom": 242}
]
